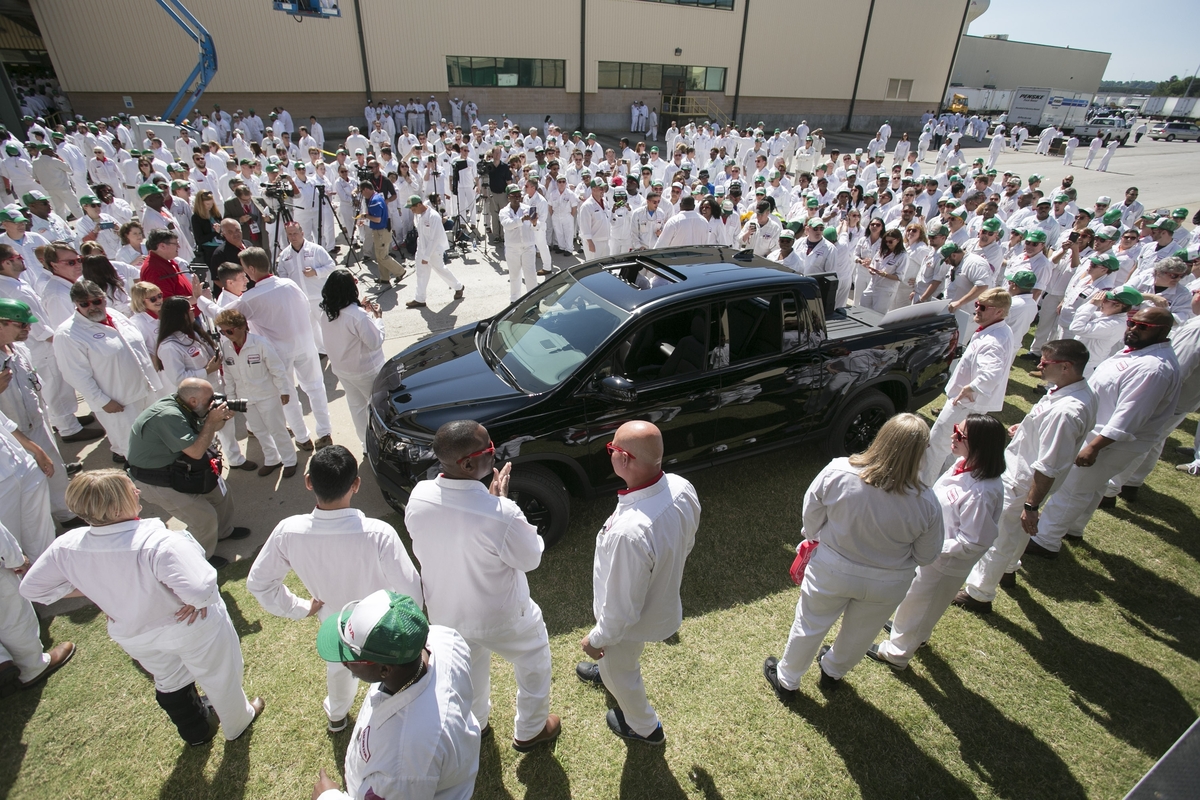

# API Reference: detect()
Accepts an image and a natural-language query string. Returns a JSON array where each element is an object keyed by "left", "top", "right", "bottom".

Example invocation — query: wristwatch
[{"left": 1023, "top": 502, "right": 1039, "bottom": 513}]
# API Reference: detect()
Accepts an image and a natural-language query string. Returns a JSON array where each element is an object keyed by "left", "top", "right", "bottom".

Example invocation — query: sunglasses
[
  {"left": 1126, "top": 319, "right": 1166, "bottom": 330},
  {"left": 952, "top": 423, "right": 967, "bottom": 442},
  {"left": 76, "top": 297, "right": 105, "bottom": 309},
  {"left": 0, "top": 319, "right": 31, "bottom": 328},
  {"left": 218, "top": 327, "right": 243, "bottom": 335},
  {"left": 457, "top": 440, "right": 495, "bottom": 465},
  {"left": 145, "top": 293, "right": 164, "bottom": 302},
  {"left": 1038, "top": 358, "right": 1070, "bottom": 369},
  {"left": 606, "top": 441, "right": 637, "bottom": 460}
]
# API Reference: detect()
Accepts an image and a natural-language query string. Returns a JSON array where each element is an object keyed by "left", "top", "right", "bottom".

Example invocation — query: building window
[
  {"left": 598, "top": 61, "right": 726, "bottom": 92},
  {"left": 446, "top": 56, "right": 565, "bottom": 88},
  {"left": 885, "top": 79, "right": 914, "bottom": 101},
  {"left": 636, "top": 0, "right": 735, "bottom": 9}
]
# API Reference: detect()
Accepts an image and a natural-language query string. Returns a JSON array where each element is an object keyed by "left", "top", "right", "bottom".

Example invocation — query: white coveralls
[
  {"left": 20, "top": 518, "right": 258, "bottom": 741},
  {"left": 407, "top": 476, "right": 551, "bottom": 741},
  {"left": 247, "top": 507, "right": 423, "bottom": 724},
  {"left": 877, "top": 462, "right": 1003, "bottom": 666},
  {"left": 522, "top": 189, "right": 553, "bottom": 270},
  {"left": 0, "top": 519, "right": 54, "bottom": 683},
  {"left": 1032, "top": 342, "right": 1181, "bottom": 551},
  {"left": 0, "top": 343, "right": 72, "bottom": 525},
  {"left": 921, "top": 322, "right": 1015, "bottom": 486},
  {"left": 965, "top": 380, "right": 1097, "bottom": 602},
  {"left": 412, "top": 206, "right": 461, "bottom": 304},
  {"left": 549, "top": 185, "right": 579, "bottom": 251},
  {"left": 53, "top": 309, "right": 161, "bottom": 459},
  {"left": 0, "top": 408, "right": 54, "bottom": 562},
  {"left": 578, "top": 195, "right": 611, "bottom": 257},
  {"left": 587, "top": 473, "right": 700, "bottom": 737},
  {"left": 500, "top": 202, "right": 539, "bottom": 303},
  {"left": 1083, "top": 137, "right": 1103, "bottom": 169},
  {"left": 218, "top": 333, "right": 296, "bottom": 469},
  {"left": 317, "top": 304, "right": 385, "bottom": 454},
  {"left": 226, "top": 275, "right": 332, "bottom": 443},
  {"left": 317, "top": 626, "right": 480, "bottom": 800},
  {"left": 776, "top": 459, "right": 943, "bottom": 687},
  {"left": 275, "top": 240, "right": 336, "bottom": 354}
]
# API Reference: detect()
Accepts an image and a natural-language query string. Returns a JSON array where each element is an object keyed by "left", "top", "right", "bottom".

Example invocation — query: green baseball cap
[
  {"left": 78, "top": 194, "right": 100, "bottom": 206},
  {"left": 316, "top": 591, "right": 428, "bottom": 665},
  {"left": 1089, "top": 253, "right": 1120, "bottom": 272},
  {"left": 779, "top": 228, "right": 795, "bottom": 240},
  {"left": 1023, "top": 229, "right": 1047, "bottom": 244},
  {"left": 1096, "top": 225, "right": 1120, "bottom": 241},
  {"left": 20, "top": 189, "right": 48, "bottom": 204},
  {"left": 406, "top": 194, "right": 424, "bottom": 208},
  {"left": 0, "top": 298, "right": 37, "bottom": 324},
  {"left": 1102, "top": 208, "right": 1122, "bottom": 225},
  {"left": 927, "top": 223, "right": 950, "bottom": 238},
  {"left": 807, "top": 217, "right": 824, "bottom": 229},
  {"left": 823, "top": 225, "right": 838, "bottom": 243},
  {"left": 4, "top": 144, "right": 20, "bottom": 155},
  {"left": 136, "top": 183, "right": 162, "bottom": 198},
  {"left": 1007, "top": 270, "right": 1037, "bottom": 289},
  {"left": 980, "top": 218, "right": 1002, "bottom": 233},
  {"left": 0, "top": 209, "right": 28, "bottom": 224},
  {"left": 1171, "top": 207, "right": 1188, "bottom": 219},
  {"left": 1149, "top": 218, "right": 1178, "bottom": 232},
  {"left": 805, "top": 196, "right": 819, "bottom": 208},
  {"left": 505, "top": 183, "right": 520, "bottom": 194},
  {"left": 939, "top": 242, "right": 963, "bottom": 257},
  {"left": 1028, "top": 174, "right": 1043, "bottom": 182},
  {"left": 1105, "top": 286, "right": 1142, "bottom": 306},
  {"left": 1053, "top": 193, "right": 1070, "bottom": 203}
]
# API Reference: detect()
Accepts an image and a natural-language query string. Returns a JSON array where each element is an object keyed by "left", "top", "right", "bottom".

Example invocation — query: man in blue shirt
[{"left": 357, "top": 181, "right": 406, "bottom": 290}]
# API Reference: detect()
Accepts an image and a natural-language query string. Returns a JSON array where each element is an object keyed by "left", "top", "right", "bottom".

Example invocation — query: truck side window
[
  {"left": 726, "top": 294, "right": 783, "bottom": 362},
  {"left": 611, "top": 307, "right": 715, "bottom": 383},
  {"left": 783, "top": 293, "right": 822, "bottom": 351}
]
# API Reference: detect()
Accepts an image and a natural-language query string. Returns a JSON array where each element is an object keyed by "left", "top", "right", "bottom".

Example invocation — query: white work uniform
[
  {"left": 275, "top": 240, "right": 336, "bottom": 354},
  {"left": 20, "top": 518, "right": 258, "bottom": 740},
  {"left": 966, "top": 380, "right": 1097, "bottom": 602},
  {"left": 0, "top": 271, "right": 79, "bottom": 435},
  {"left": 1033, "top": 342, "right": 1181, "bottom": 551},
  {"left": 0, "top": 519, "right": 52, "bottom": 683},
  {"left": 500, "top": 202, "right": 538, "bottom": 303},
  {"left": 1006, "top": 294, "right": 1039, "bottom": 353},
  {"left": 53, "top": 309, "right": 161, "bottom": 458},
  {"left": 247, "top": 507, "right": 422, "bottom": 723},
  {"left": 225, "top": 275, "right": 331, "bottom": 442},
  {"left": 523, "top": 190, "right": 553, "bottom": 269},
  {"left": 0, "top": 344, "right": 71, "bottom": 525},
  {"left": 413, "top": 206, "right": 460, "bottom": 304},
  {"left": 776, "top": 459, "right": 943, "bottom": 688},
  {"left": 218, "top": 332, "right": 296, "bottom": 469},
  {"left": 588, "top": 473, "right": 700, "bottom": 737},
  {"left": 75, "top": 212, "right": 122, "bottom": 258},
  {"left": 549, "top": 185, "right": 579, "bottom": 250},
  {"left": 407, "top": 476, "right": 550, "bottom": 741},
  {"left": 1067, "top": 304, "right": 1127, "bottom": 377},
  {"left": 317, "top": 626, "right": 480, "bottom": 800},
  {"left": 656, "top": 210, "right": 711, "bottom": 248},
  {"left": 736, "top": 217, "right": 782, "bottom": 257},
  {"left": 578, "top": 195, "right": 611, "bottom": 255},
  {"left": 0, "top": 407, "right": 54, "bottom": 561},
  {"left": 318, "top": 305, "right": 385, "bottom": 453},
  {"left": 922, "top": 321, "right": 1014, "bottom": 485},
  {"left": 878, "top": 460, "right": 1003, "bottom": 666},
  {"left": 945, "top": 253, "right": 994, "bottom": 347},
  {"left": 859, "top": 250, "right": 904, "bottom": 312}
]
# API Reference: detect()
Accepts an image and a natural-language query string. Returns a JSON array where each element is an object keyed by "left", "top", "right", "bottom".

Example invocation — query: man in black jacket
[
  {"left": 482, "top": 147, "right": 511, "bottom": 242},
  {"left": 223, "top": 185, "right": 264, "bottom": 250}
]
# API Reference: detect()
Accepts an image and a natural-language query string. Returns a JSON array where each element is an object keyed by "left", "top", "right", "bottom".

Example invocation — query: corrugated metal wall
[{"left": 0, "top": 18, "right": 45, "bottom": 50}]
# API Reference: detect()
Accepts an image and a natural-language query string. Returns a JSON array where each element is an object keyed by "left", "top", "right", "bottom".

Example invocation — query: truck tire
[
  {"left": 824, "top": 389, "right": 896, "bottom": 458},
  {"left": 381, "top": 490, "right": 406, "bottom": 514},
  {"left": 508, "top": 464, "right": 571, "bottom": 548},
  {"left": 1166, "top": 134, "right": 1175, "bottom": 141}
]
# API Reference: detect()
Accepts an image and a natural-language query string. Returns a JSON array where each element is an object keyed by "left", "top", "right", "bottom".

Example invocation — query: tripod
[
  {"left": 265, "top": 192, "right": 295, "bottom": 273},
  {"left": 320, "top": 188, "right": 369, "bottom": 279}
]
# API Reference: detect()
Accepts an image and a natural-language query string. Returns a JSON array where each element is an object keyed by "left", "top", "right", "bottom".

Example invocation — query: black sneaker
[
  {"left": 1118, "top": 485, "right": 1139, "bottom": 502},
  {"left": 1097, "top": 495, "right": 1117, "bottom": 510},
  {"left": 226, "top": 527, "right": 252, "bottom": 541},
  {"left": 762, "top": 656, "right": 795, "bottom": 703},
  {"left": 207, "top": 555, "right": 229, "bottom": 569},
  {"left": 865, "top": 644, "right": 907, "bottom": 671},
  {"left": 999, "top": 571, "right": 1017, "bottom": 589},
  {"left": 605, "top": 708, "right": 664, "bottom": 745},
  {"left": 575, "top": 661, "right": 603, "bottom": 686},
  {"left": 815, "top": 645, "right": 840, "bottom": 690}
]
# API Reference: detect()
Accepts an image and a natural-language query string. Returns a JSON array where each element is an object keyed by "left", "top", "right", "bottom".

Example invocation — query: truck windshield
[{"left": 483, "top": 273, "right": 630, "bottom": 392}]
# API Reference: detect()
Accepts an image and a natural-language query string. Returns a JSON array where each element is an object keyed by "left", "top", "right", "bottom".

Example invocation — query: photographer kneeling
[{"left": 126, "top": 377, "right": 251, "bottom": 568}]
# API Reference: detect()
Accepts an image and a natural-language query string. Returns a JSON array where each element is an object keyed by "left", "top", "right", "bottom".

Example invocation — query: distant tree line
[
  {"left": 1098, "top": 78, "right": 1199, "bottom": 97},
  {"left": 1097, "top": 80, "right": 1156, "bottom": 92}
]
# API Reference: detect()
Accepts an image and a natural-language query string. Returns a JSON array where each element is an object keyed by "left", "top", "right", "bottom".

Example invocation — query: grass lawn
[{"left": 2, "top": 359, "right": 1198, "bottom": 800}]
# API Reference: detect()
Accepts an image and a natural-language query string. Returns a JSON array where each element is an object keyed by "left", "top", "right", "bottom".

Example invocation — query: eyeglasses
[
  {"left": 951, "top": 423, "right": 967, "bottom": 442},
  {"left": 457, "top": 440, "right": 495, "bottom": 465},
  {"left": 1120, "top": 234, "right": 1138, "bottom": 240},
  {"left": 606, "top": 441, "right": 636, "bottom": 460},
  {"left": 218, "top": 327, "right": 242, "bottom": 335},
  {"left": 1126, "top": 319, "right": 1167, "bottom": 330},
  {"left": 75, "top": 297, "right": 105, "bottom": 309},
  {"left": 57, "top": 257, "right": 82, "bottom": 266},
  {"left": 974, "top": 301, "right": 992, "bottom": 310},
  {"left": 1038, "top": 358, "right": 1070, "bottom": 369},
  {"left": 145, "top": 293, "right": 164, "bottom": 302}
]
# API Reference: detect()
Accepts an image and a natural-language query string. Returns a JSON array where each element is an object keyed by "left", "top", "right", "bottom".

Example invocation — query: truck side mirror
[{"left": 597, "top": 375, "right": 637, "bottom": 404}]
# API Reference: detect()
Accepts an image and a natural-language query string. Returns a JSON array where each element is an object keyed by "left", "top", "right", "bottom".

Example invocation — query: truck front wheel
[
  {"left": 824, "top": 389, "right": 896, "bottom": 457},
  {"left": 508, "top": 464, "right": 571, "bottom": 547}
]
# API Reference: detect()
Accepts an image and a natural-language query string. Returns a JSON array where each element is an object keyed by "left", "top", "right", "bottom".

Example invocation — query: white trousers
[
  {"left": 534, "top": 229, "right": 553, "bottom": 270},
  {"left": 851, "top": 264, "right": 872, "bottom": 305},
  {"left": 551, "top": 215, "right": 574, "bottom": 251},
  {"left": 413, "top": 256, "right": 462, "bottom": 304},
  {"left": 966, "top": 483, "right": 1028, "bottom": 602},
  {"left": 860, "top": 283, "right": 898, "bottom": 313},
  {"left": 609, "top": 237, "right": 631, "bottom": 256},
  {"left": 324, "top": 659, "right": 358, "bottom": 722},
  {"left": 877, "top": 563, "right": 974, "bottom": 667},
  {"left": 334, "top": 369, "right": 376, "bottom": 454},
  {"left": 245, "top": 396, "right": 296, "bottom": 467},
  {"left": 1028, "top": 293, "right": 1065, "bottom": 355},
  {"left": 1084, "top": 148, "right": 1101, "bottom": 169},
  {"left": 776, "top": 546, "right": 915, "bottom": 686},
  {"left": 94, "top": 394, "right": 155, "bottom": 458},
  {"left": 465, "top": 600, "right": 552, "bottom": 741},
  {"left": 0, "top": 463, "right": 54, "bottom": 562},
  {"left": 0, "top": 569, "right": 50, "bottom": 682},
  {"left": 280, "top": 347, "right": 332, "bottom": 441},
  {"left": 1108, "top": 411, "right": 1190, "bottom": 493},
  {"left": 31, "top": 340, "right": 80, "bottom": 436},
  {"left": 507, "top": 244, "right": 537, "bottom": 302},
  {"left": 1062, "top": 145, "right": 1076, "bottom": 165},
  {"left": 920, "top": 401, "right": 971, "bottom": 487},
  {"left": 117, "top": 600, "right": 256, "bottom": 740},
  {"left": 308, "top": 300, "right": 326, "bottom": 355},
  {"left": 26, "top": 420, "right": 71, "bottom": 524},
  {"left": 1034, "top": 443, "right": 1152, "bottom": 551},
  {"left": 49, "top": 188, "right": 83, "bottom": 221},
  {"left": 597, "top": 639, "right": 658, "bottom": 737},
  {"left": 1098, "top": 151, "right": 1115, "bottom": 172}
]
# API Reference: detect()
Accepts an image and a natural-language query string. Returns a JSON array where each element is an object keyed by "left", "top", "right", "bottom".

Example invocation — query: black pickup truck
[{"left": 367, "top": 246, "right": 959, "bottom": 545}]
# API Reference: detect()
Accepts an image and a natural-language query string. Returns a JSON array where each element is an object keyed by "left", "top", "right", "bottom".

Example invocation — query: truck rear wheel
[
  {"left": 508, "top": 464, "right": 571, "bottom": 548},
  {"left": 824, "top": 389, "right": 896, "bottom": 458}
]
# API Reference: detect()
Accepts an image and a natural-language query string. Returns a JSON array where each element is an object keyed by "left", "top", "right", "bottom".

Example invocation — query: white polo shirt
[{"left": 1087, "top": 340, "right": 1181, "bottom": 450}]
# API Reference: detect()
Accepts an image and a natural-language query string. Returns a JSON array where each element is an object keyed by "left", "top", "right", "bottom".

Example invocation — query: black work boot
[{"left": 155, "top": 683, "right": 217, "bottom": 746}]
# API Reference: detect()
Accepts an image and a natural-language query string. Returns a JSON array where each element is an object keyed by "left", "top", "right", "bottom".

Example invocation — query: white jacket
[
  {"left": 275, "top": 240, "right": 336, "bottom": 303},
  {"left": 413, "top": 206, "right": 449, "bottom": 264},
  {"left": 318, "top": 304, "right": 385, "bottom": 378},
  {"left": 217, "top": 332, "right": 288, "bottom": 402},
  {"left": 945, "top": 321, "right": 1014, "bottom": 412},
  {"left": 157, "top": 331, "right": 216, "bottom": 390},
  {"left": 54, "top": 309, "right": 160, "bottom": 409}
]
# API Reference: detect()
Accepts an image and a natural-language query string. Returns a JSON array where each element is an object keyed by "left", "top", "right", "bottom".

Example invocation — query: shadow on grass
[
  {"left": 475, "top": 733, "right": 517, "bottom": 800},
  {"left": 475, "top": 732, "right": 574, "bottom": 800},
  {"left": 0, "top": 683, "right": 43, "bottom": 800},
  {"left": 158, "top": 724, "right": 252, "bottom": 800},
  {"left": 1105, "top": 485, "right": 1200, "bottom": 562},
  {"left": 620, "top": 745, "right": 690, "bottom": 800},
  {"left": 903, "top": 648, "right": 1089, "bottom": 799},
  {"left": 787, "top": 685, "right": 976, "bottom": 799},
  {"left": 988, "top": 584, "right": 1196, "bottom": 759}
]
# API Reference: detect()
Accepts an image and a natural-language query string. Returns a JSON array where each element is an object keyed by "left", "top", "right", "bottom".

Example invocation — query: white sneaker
[{"left": 1175, "top": 460, "right": 1200, "bottom": 476}]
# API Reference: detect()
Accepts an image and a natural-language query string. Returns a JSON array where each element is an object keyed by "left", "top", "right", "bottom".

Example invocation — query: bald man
[{"left": 577, "top": 421, "right": 702, "bottom": 744}]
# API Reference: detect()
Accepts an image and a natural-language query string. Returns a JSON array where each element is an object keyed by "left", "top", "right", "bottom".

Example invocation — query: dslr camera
[{"left": 210, "top": 393, "right": 249, "bottom": 413}]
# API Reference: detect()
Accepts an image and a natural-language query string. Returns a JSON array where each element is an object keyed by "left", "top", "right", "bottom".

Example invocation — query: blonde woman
[
  {"left": 128, "top": 281, "right": 165, "bottom": 350},
  {"left": 890, "top": 222, "right": 931, "bottom": 310},
  {"left": 764, "top": 413, "right": 944, "bottom": 698},
  {"left": 19, "top": 469, "right": 264, "bottom": 746}
]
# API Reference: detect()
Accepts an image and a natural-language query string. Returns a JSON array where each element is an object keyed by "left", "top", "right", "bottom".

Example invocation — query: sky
[{"left": 968, "top": 0, "right": 1200, "bottom": 83}]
